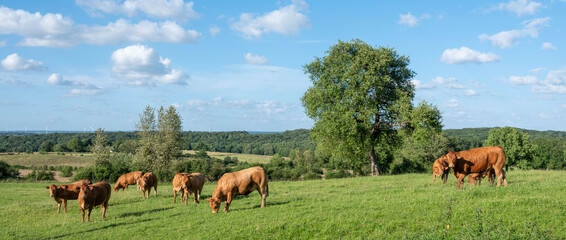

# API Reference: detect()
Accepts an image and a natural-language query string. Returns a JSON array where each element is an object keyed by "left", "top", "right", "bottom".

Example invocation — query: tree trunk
[{"left": 369, "top": 147, "right": 381, "bottom": 176}]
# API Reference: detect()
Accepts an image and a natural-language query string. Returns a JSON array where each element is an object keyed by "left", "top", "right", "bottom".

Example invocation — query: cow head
[
  {"left": 206, "top": 198, "right": 221, "bottom": 214},
  {"left": 139, "top": 175, "right": 150, "bottom": 189},
  {"left": 46, "top": 184, "right": 58, "bottom": 197},
  {"left": 444, "top": 151, "right": 459, "bottom": 168},
  {"left": 78, "top": 185, "right": 94, "bottom": 201}
]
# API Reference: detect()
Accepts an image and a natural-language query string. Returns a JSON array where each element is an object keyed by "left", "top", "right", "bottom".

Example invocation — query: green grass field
[
  {"left": 0, "top": 152, "right": 95, "bottom": 167},
  {"left": 0, "top": 170, "right": 563, "bottom": 239}
]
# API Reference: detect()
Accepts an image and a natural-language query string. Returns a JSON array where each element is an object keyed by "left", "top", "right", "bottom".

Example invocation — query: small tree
[
  {"left": 484, "top": 127, "right": 536, "bottom": 170},
  {"left": 92, "top": 128, "right": 111, "bottom": 166}
]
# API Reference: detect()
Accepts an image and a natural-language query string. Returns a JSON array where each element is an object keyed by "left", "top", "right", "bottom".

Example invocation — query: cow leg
[
  {"left": 154, "top": 185, "right": 157, "bottom": 197},
  {"left": 224, "top": 195, "right": 232, "bottom": 212},
  {"left": 63, "top": 199, "right": 68, "bottom": 213},
  {"left": 87, "top": 206, "right": 93, "bottom": 222},
  {"left": 433, "top": 174, "right": 436, "bottom": 183},
  {"left": 173, "top": 190, "right": 177, "bottom": 204},
  {"left": 57, "top": 202, "right": 62, "bottom": 214},
  {"left": 442, "top": 173, "right": 448, "bottom": 184},
  {"left": 258, "top": 189, "right": 267, "bottom": 208},
  {"left": 457, "top": 175, "right": 466, "bottom": 189},
  {"left": 80, "top": 207, "right": 85, "bottom": 223},
  {"left": 494, "top": 168, "right": 503, "bottom": 187}
]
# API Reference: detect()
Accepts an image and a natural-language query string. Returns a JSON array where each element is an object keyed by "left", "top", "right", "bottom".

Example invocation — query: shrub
[
  {"left": 0, "top": 161, "right": 20, "bottom": 179},
  {"left": 325, "top": 170, "right": 353, "bottom": 179},
  {"left": 303, "top": 171, "right": 322, "bottom": 180},
  {"left": 60, "top": 166, "right": 73, "bottom": 177},
  {"left": 25, "top": 170, "right": 55, "bottom": 181}
]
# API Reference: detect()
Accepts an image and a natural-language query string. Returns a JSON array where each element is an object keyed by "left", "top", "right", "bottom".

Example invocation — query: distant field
[
  {"left": 0, "top": 152, "right": 95, "bottom": 167},
  {"left": 0, "top": 151, "right": 273, "bottom": 168},
  {"left": 0, "top": 170, "right": 563, "bottom": 239}
]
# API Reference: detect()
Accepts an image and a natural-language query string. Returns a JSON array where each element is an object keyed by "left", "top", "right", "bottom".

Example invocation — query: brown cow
[
  {"left": 172, "top": 173, "right": 190, "bottom": 205},
  {"left": 45, "top": 179, "right": 91, "bottom": 213},
  {"left": 187, "top": 173, "right": 204, "bottom": 203},
  {"left": 139, "top": 172, "right": 157, "bottom": 199},
  {"left": 442, "top": 146, "right": 508, "bottom": 189},
  {"left": 432, "top": 156, "right": 449, "bottom": 184},
  {"left": 206, "top": 166, "right": 269, "bottom": 213},
  {"left": 78, "top": 181, "right": 111, "bottom": 223},
  {"left": 113, "top": 171, "right": 143, "bottom": 192}
]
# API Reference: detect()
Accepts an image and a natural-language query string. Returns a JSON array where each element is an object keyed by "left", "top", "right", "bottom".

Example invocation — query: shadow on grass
[
  {"left": 50, "top": 218, "right": 152, "bottom": 239},
  {"left": 118, "top": 207, "right": 173, "bottom": 218},
  {"left": 230, "top": 200, "right": 290, "bottom": 212}
]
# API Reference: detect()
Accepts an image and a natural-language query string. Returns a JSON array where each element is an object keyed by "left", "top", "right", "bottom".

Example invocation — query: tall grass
[{"left": 0, "top": 170, "right": 562, "bottom": 239}]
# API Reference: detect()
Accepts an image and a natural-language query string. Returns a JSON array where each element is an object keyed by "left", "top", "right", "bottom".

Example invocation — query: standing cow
[
  {"left": 172, "top": 173, "right": 190, "bottom": 205},
  {"left": 442, "top": 146, "right": 508, "bottom": 189},
  {"left": 432, "top": 156, "right": 449, "bottom": 184},
  {"left": 113, "top": 171, "right": 143, "bottom": 192},
  {"left": 78, "top": 181, "right": 111, "bottom": 223},
  {"left": 187, "top": 173, "right": 205, "bottom": 203},
  {"left": 45, "top": 179, "right": 91, "bottom": 213},
  {"left": 139, "top": 172, "right": 157, "bottom": 199},
  {"left": 206, "top": 166, "right": 269, "bottom": 213}
]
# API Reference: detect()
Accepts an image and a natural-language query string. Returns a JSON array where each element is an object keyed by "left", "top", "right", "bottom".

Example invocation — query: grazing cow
[
  {"left": 172, "top": 173, "right": 190, "bottom": 205},
  {"left": 187, "top": 173, "right": 205, "bottom": 203},
  {"left": 139, "top": 172, "right": 157, "bottom": 199},
  {"left": 113, "top": 171, "right": 143, "bottom": 192},
  {"left": 45, "top": 179, "right": 91, "bottom": 213},
  {"left": 442, "top": 146, "right": 508, "bottom": 189},
  {"left": 78, "top": 181, "right": 111, "bottom": 223},
  {"left": 432, "top": 156, "right": 450, "bottom": 184},
  {"left": 206, "top": 166, "right": 268, "bottom": 213}
]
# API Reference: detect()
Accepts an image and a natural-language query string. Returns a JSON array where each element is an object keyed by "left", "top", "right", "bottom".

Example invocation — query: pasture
[{"left": 0, "top": 170, "right": 563, "bottom": 239}]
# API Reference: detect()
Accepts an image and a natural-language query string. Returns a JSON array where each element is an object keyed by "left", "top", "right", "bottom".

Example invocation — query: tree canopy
[{"left": 301, "top": 39, "right": 441, "bottom": 176}]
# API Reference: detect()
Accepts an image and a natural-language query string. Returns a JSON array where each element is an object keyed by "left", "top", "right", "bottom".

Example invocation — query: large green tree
[
  {"left": 302, "top": 39, "right": 435, "bottom": 176},
  {"left": 484, "top": 126, "right": 536, "bottom": 170}
]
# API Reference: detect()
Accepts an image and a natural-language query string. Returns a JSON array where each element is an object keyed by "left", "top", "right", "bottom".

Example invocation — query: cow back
[
  {"left": 456, "top": 146, "right": 505, "bottom": 173},
  {"left": 188, "top": 173, "right": 204, "bottom": 191}
]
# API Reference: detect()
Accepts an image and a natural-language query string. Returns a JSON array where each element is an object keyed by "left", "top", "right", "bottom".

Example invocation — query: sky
[{"left": 0, "top": 0, "right": 565, "bottom": 132}]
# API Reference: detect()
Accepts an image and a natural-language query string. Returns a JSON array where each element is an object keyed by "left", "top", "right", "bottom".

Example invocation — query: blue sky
[{"left": 0, "top": 0, "right": 565, "bottom": 132}]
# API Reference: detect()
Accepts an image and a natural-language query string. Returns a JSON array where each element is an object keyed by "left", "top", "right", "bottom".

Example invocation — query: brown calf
[
  {"left": 432, "top": 156, "right": 449, "bottom": 184},
  {"left": 206, "top": 166, "right": 268, "bottom": 213},
  {"left": 139, "top": 172, "right": 157, "bottom": 199},
  {"left": 78, "top": 181, "right": 111, "bottom": 223},
  {"left": 113, "top": 171, "right": 143, "bottom": 192},
  {"left": 45, "top": 179, "right": 91, "bottom": 213},
  {"left": 172, "top": 173, "right": 190, "bottom": 205},
  {"left": 187, "top": 173, "right": 204, "bottom": 204}
]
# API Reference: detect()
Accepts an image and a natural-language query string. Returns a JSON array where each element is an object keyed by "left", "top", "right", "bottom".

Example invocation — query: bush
[
  {"left": 0, "top": 161, "right": 20, "bottom": 179},
  {"left": 25, "top": 170, "right": 55, "bottom": 181},
  {"left": 325, "top": 170, "right": 353, "bottom": 179},
  {"left": 303, "top": 171, "right": 322, "bottom": 180},
  {"left": 60, "top": 166, "right": 73, "bottom": 177}
]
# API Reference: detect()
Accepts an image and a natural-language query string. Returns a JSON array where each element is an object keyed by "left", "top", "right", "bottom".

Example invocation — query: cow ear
[
  {"left": 62, "top": 185, "right": 69, "bottom": 189},
  {"left": 45, "top": 186, "right": 50, "bottom": 189},
  {"left": 88, "top": 186, "right": 94, "bottom": 190}
]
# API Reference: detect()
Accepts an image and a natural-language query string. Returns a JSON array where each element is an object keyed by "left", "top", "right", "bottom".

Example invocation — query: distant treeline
[
  {"left": 1, "top": 128, "right": 565, "bottom": 170},
  {"left": 0, "top": 129, "right": 315, "bottom": 157}
]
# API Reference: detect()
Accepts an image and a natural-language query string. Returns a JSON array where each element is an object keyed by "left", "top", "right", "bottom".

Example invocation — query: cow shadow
[
  {"left": 50, "top": 218, "right": 152, "bottom": 239},
  {"left": 118, "top": 207, "right": 173, "bottom": 218},
  {"left": 230, "top": 200, "right": 290, "bottom": 212}
]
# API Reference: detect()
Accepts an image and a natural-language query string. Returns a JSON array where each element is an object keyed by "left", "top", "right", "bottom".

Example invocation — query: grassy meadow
[
  {"left": 0, "top": 152, "right": 95, "bottom": 167},
  {"left": 0, "top": 170, "right": 563, "bottom": 239}
]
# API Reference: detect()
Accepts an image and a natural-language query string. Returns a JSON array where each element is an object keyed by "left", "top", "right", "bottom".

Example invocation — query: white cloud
[
  {"left": 412, "top": 79, "right": 435, "bottom": 90},
  {"left": 432, "top": 76, "right": 464, "bottom": 89},
  {"left": 1, "top": 53, "right": 46, "bottom": 71},
  {"left": 185, "top": 97, "right": 290, "bottom": 116},
  {"left": 0, "top": 6, "right": 200, "bottom": 47},
  {"left": 231, "top": 0, "right": 311, "bottom": 39},
  {"left": 509, "top": 75, "right": 538, "bottom": 85},
  {"left": 446, "top": 99, "right": 459, "bottom": 108},
  {"left": 464, "top": 89, "right": 478, "bottom": 96},
  {"left": 532, "top": 68, "right": 566, "bottom": 94},
  {"left": 441, "top": 46, "right": 501, "bottom": 64},
  {"left": 47, "top": 73, "right": 72, "bottom": 85},
  {"left": 479, "top": 17, "right": 550, "bottom": 48},
  {"left": 111, "top": 44, "right": 188, "bottom": 86},
  {"left": 398, "top": 13, "right": 418, "bottom": 27},
  {"left": 530, "top": 67, "right": 546, "bottom": 73},
  {"left": 63, "top": 87, "right": 105, "bottom": 97},
  {"left": 46, "top": 73, "right": 105, "bottom": 97},
  {"left": 209, "top": 25, "right": 220, "bottom": 37},
  {"left": 490, "top": 0, "right": 543, "bottom": 16},
  {"left": 244, "top": 53, "right": 269, "bottom": 65},
  {"left": 542, "top": 42, "right": 557, "bottom": 50},
  {"left": 76, "top": 0, "right": 200, "bottom": 21}
]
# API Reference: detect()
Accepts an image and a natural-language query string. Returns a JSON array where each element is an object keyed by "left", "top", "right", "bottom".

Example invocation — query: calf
[
  {"left": 139, "top": 172, "right": 157, "bottom": 199},
  {"left": 187, "top": 173, "right": 204, "bottom": 204},
  {"left": 432, "top": 156, "right": 449, "bottom": 184},
  {"left": 45, "top": 179, "right": 91, "bottom": 213},
  {"left": 172, "top": 173, "right": 190, "bottom": 205},
  {"left": 113, "top": 171, "right": 143, "bottom": 192},
  {"left": 206, "top": 166, "right": 268, "bottom": 213},
  {"left": 78, "top": 181, "right": 111, "bottom": 223}
]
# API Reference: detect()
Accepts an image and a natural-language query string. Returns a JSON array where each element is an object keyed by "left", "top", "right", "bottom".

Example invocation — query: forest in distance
[{"left": 1, "top": 127, "right": 566, "bottom": 172}]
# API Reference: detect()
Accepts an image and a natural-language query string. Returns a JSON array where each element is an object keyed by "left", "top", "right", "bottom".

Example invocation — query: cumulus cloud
[
  {"left": 509, "top": 75, "right": 538, "bottom": 85},
  {"left": 47, "top": 73, "right": 72, "bottom": 85},
  {"left": 1, "top": 53, "right": 46, "bottom": 71},
  {"left": 432, "top": 76, "right": 463, "bottom": 89},
  {"left": 111, "top": 44, "right": 188, "bottom": 86},
  {"left": 0, "top": 6, "right": 200, "bottom": 47},
  {"left": 231, "top": 0, "right": 311, "bottom": 39},
  {"left": 489, "top": 0, "right": 543, "bottom": 16},
  {"left": 244, "top": 53, "right": 269, "bottom": 65},
  {"left": 398, "top": 13, "right": 418, "bottom": 27},
  {"left": 479, "top": 17, "right": 550, "bottom": 49},
  {"left": 542, "top": 42, "right": 557, "bottom": 50},
  {"left": 412, "top": 79, "right": 435, "bottom": 90},
  {"left": 46, "top": 73, "right": 105, "bottom": 97},
  {"left": 209, "top": 25, "right": 220, "bottom": 37},
  {"left": 441, "top": 46, "right": 501, "bottom": 64},
  {"left": 76, "top": 0, "right": 200, "bottom": 21},
  {"left": 185, "top": 97, "right": 289, "bottom": 116},
  {"left": 532, "top": 68, "right": 566, "bottom": 94}
]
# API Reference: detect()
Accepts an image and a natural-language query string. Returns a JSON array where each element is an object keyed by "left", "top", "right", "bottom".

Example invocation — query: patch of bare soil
[{"left": 18, "top": 169, "right": 71, "bottom": 182}]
